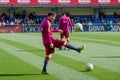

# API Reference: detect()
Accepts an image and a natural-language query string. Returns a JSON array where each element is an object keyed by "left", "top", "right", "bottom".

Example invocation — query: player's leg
[
  {"left": 65, "top": 43, "right": 85, "bottom": 53},
  {"left": 60, "top": 32, "right": 64, "bottom": 40},
  {"left": 54, "top": 39, "right": 85, "bottom": 53},
  {"left": 63, "top": 37, "right": 69, "bottom": 50},
  {"left": 42, "top": 54, "right": 51, "bottom": 74},
  {"left": 65, "top": 32, "right": 70, "bottom": 43},
  {"left": 65, "top": 32, "right": 70, "bottom": 50},
  {"left": 66, "top": 37, "right": 70, "bottom": 43},
  {"left": 59, "top": 32, "right": 64, "bottom": 50},
  {"left": 42, "top": 47, "right": 54, "bottom": 74}
]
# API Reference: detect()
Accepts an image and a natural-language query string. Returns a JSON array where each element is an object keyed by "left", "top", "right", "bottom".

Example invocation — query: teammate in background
[
  {"left": 41, "top": 11, "right": 85, "bottom": 74},
  {"left": 59, "top": 12, "right": 72, "bottom": 50}
]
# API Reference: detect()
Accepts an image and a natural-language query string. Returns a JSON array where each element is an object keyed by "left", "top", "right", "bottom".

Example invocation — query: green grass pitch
[{"left": 0, "top": 32, "right": 120, "bottom": 80}]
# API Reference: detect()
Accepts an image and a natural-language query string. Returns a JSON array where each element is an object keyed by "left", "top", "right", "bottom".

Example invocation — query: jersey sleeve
[
  {"left": 59, "top": 18, "right": 62, "bottom": 29},
  {"left": 47, "top": 21, "right": 52, "bottom": 44},
  {"left": 52, "top": 30, "right": 59, "bottom": 32},
  {"left": 68, "top": 17, "right": 72, "bottom": 31}
]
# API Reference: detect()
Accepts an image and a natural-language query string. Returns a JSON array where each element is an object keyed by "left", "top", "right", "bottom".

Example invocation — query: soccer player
[
  {"left": 41, "top": 11, "right": 85, "bottom": 74},
  {"left": 59, "top": 12, "right": 72, "bottom": 50}
]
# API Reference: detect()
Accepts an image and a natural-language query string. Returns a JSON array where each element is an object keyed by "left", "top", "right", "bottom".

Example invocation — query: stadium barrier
[
  {"left": 22, "top": 24, "right": 120, "bottom": 32},
  {"left": 0, "top": 25, "right": 22, "bottom": 33},
  {"left": 82, "top": 24, "right": 120, "bottom": 32},
  {"left": 1, "top": 24, "right": 119, "bottom": 33},
  {"left": 22, "top": 24, "right": 58, "bottom": 32},
  {"left": 22, "top": 24, "right": 40, "bottom": 32}
]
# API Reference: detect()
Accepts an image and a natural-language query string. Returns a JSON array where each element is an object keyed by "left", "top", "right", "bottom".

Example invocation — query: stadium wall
[
  {"left": 0, "top": 26, "right": 22, "bottom": 33},
  {"left": 14, "top": 8, "right": 120, "bottom": 15},
  {"left": 21, "top": 24, "right": 120, "bottom": 32},
  {"left": 0, "top": 7, "right": 120, "bottom": 16},
  {"left": 83, "top": 24, "right": 120, "bottom": 32},
  {"left": 15, "top": 8, "right": 52, "bottom": 15},
  {"left": 100, "top": 8, "right": 120, "bottom": 15},
  {"left": 0, "top": 8, "right": 9, "bottom": 15},
  {"left": 0, "top": 24, "right": 120, "bottom": 33},
  {"left": 14, "top": 7, "right": 94, "bottom": 15},
  {"left": 57, "top": 8, "right": 94, "bottom": 15}
]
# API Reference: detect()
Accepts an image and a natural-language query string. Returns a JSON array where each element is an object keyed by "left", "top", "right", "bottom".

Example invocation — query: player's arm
[
  {"left": 52, "top": 29, "right": 63, "bottom": 33},
  {"left": 46, "top": 21, "right": 53, "bottom": 47},
  {"left": 68, "top": 17, "right": 72, "bottom": 32},
  {"left": 58, "top": 18, "right": 62, "bottom": 30}
]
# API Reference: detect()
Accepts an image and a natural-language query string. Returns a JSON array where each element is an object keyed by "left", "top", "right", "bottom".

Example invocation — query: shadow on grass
[
  {"left": 0, "top": 74, "right": 42, "bottom": 77},
  {"left": 80, "top": 70, "right": 89, "bottom": 72},
  {"left": 0, "top": 73, "right": 50, "bottom": 77}
]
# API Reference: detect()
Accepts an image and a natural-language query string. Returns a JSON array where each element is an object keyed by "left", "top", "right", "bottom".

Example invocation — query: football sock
[
  {"left": 42, "top": 59, "right": 49, "bottom": 72},
  {"left": 67, "top": 44, "right": 80, "bottom": 51}
]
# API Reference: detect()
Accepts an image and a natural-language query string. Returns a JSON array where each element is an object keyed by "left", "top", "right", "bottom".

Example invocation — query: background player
[
  {"left": 41, "top": 11, "right": 85, "bottom": 74},
  {"left": 59, "top": 12, "right": 72, "bottom": 50}
]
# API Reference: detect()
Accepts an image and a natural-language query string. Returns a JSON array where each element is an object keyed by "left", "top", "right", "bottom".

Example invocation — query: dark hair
[
  {"left": 48, "top": 11, "right": 56, "bottom": 17},
  {"left": 62, "top": 12, "right": 66, "bottom": 15},
  {"left": 61, "top": 12, "right": 70, "bottom": 16}
]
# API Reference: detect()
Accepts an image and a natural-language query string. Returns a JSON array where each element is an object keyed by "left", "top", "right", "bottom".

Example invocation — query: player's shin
[
  {"left": 42, "top": 55, "right": 51, "bottom": 73},
  {"left": 66, "top": 44, "right": 80, "bottom": 52},
  {"left": 67, "top": 38, "right": 69, "bottom": 43},
  {"left": 67, "top": 38, "right": 70, "bottom": 50}
]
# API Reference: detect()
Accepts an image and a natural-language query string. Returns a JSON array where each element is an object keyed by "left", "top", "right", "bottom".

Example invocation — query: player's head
[
  {"left": 48, "top": 11, "right": 56, "bottom": 21},
  {"left": 62, "top": 12, "right": 66, "bottom": 16},
  {"left": 61, "top": 12, "right": 70, "bottom": 17}
]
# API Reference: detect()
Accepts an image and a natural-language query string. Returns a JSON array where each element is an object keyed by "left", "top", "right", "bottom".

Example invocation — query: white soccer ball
[
  {"left": 86, "top": 63, "right": 94, "bottom": 71},
  {"left": 74, "top": 23, "right": 83, "bottom": 31}
]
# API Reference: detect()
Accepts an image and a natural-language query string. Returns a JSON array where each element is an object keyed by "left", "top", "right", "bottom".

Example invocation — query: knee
[
  {"left": 46, "top": 54, "right": 52, "bottom": 60},
  {"left": 66, "top": 37, "right": 69, "bottom": 40}
]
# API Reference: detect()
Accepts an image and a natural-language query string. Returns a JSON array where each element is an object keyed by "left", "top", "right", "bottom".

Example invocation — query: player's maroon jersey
[
  {"left": 59, "top": 15, "right": 72, "bottom": 32},
  {"left": 41, "top": 18, "right": 57, "bottom": 46}
]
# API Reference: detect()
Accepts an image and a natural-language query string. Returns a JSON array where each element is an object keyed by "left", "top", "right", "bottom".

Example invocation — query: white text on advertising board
[
  {"left": 98, "top": 0, "right": 110, "bottom": 2},
  {"left": 38, "top": 0, "right": 50, "bottom": 3},
  {"left": 78, "top": 0, "right": 91, "bottom": 3},
  {"left": 18, "top": 0, "right": 30, "bottom": 3},
  {"left": 0, "top": 0, "right": 9, "bottom": 2}
]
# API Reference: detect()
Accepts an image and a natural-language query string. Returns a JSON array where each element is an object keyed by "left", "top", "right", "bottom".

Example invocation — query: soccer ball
[
  {"left": 74, "top": 23, "right": 83, "bottom": 31},
  {"left": 86, "top": 63, "right": 94, "bottom": 71}
]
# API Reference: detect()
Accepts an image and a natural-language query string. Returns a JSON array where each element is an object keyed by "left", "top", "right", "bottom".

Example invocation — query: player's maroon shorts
[
  {"left": 60, "top": 31, "right": 70, "bottom": 39},
  {"left": 44, "top": 39, "right": 67, "bottom": 55}
]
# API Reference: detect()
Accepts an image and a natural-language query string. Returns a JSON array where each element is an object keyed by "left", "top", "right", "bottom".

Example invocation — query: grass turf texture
[{"left": 0, "top": 32, "right": 120, "bottom": 80}]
